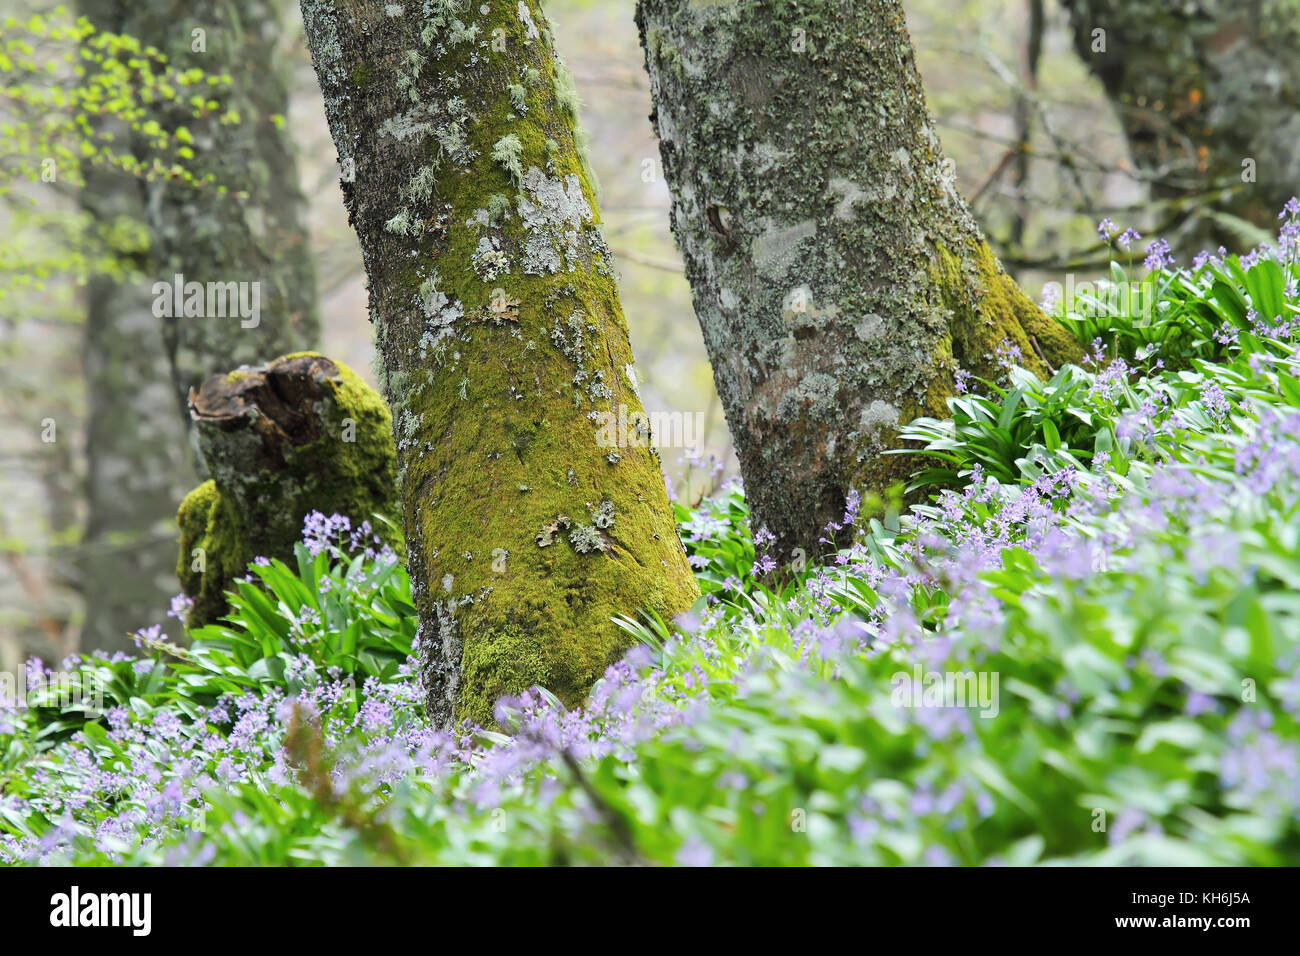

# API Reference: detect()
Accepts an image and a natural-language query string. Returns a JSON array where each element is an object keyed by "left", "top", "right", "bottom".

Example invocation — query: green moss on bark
[
  {"left": 176, "top": 480, "right": 246, "bottom": 628},
  {"left": 933, "top": 238, "right": 1082, "bottom": 381},
  {"left": 176, "top": 352, "right": 401, "bottom": 627},
  {"left": 300, "top": 0, "right": 699, "bottom": 729}
]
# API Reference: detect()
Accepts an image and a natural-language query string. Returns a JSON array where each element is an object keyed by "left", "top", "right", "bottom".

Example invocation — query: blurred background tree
[
  {"left": 2, "top": 6, "right": 220, "bottom": 661},
  {"left": 75, "top": 0, "right": 318, "bottom": 653},
  {"left": 1059, "top": 0, "right": 1300, "bottom": 257}
]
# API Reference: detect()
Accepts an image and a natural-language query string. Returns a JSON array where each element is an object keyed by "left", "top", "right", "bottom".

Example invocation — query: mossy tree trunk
[
  {"left": 177, "top": 353, "right": 401, "bottom": 627},
  {"left": 1060, "top": 0, "right": 1300, "bottom": 251},
  {"left": 299, "top": 0, "right": 699, "bottom": 728},
  {"left": 636, "top": 0, "right": 1081, "bottom": 561}
]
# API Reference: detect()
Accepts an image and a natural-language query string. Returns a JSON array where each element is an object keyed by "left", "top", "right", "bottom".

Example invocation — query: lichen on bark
[
  {"left": 636, "top": 0, "right": 1081, "bottom": 560},
  {"left": 299, "top": 0, "right": 698, "bottom": 729},
  {"left": 176, "top": 352, "right": 401, "bottom": 627}
]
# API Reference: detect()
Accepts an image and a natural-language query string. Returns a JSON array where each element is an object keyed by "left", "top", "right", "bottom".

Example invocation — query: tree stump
[{"left": 176, "top": 352, "right": 400, "bottom": 627}]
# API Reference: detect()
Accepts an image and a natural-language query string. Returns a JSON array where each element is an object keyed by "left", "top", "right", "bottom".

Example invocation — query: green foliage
[
  {"left": 0, "top": 7, "right": 243, "bottom": 306},
  {"left": 900, "top": 363, "right": 1110, "bottom": 488},
  {"left": 1055, "top": 246, "right": 1300, "bottom": 367},
  {"left": 905, "top": 235, "right": 1300, "bottom": 490},
  {"left": 0, "top": 540, "right": 416, "bottom": 834},
  {"left": 1, "top": 9, "right": 238, "bottom": 192}
]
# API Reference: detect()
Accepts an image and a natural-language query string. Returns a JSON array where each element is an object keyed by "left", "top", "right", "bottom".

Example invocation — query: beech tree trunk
[
  {"left": 1060, "top": 0, "right": 1300, "bottom": 251},
  {"left": 75, "top": 0, "right": 319, "bottom": 649},
  {"left": 77, "top": 0, "right": 198, "bottom": 652},
  {"left": 636, "top": 0, "right": 1081, "bottom": 561},
  {"left": 177, "top": 353, "right": 400, "bottom": 627},
  {"left": 80, "top": 231, "right": 200, "bottom": 652},
  {"left": 299, "top": 0, "right": 699, "bottom": 728},
  {"left": 127, "top": 0, "right": 322, "bottom": 434}
]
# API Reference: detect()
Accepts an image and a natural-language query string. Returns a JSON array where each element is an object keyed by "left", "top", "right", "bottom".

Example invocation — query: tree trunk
[
  {"left": 1059, "top": 0, "right": 1300, "bottom": 251},
  {"left": 74, "top": 0, "right": 320, "bottom": 650},
  {"left": 299, "top": 0, "right": 699, "bottom": 728},
  {"left": 636, "top": 0, "right": 1081, "bottom": 561},
  {"left": 80, "top": 225, "right": 201, "bottom": 652},
  {"left": 77, "top": 0, "right": 198, "bottom": 652},
  {"left": 177, "top": 353, "right": 401, "bottom": 627},
  {"left": 125, "top": 0, "right": 321, "bottom": 440}
]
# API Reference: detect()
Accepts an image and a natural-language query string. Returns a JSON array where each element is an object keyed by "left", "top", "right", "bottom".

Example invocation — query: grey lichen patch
[
  {"left": 508, "top": 82, "right": 528, "bottom": 113},
  {"left": 517, "top": 0, "right": 540, "bottom": 40},
  {"left": 568, "top": 523, "right": 606, "bottom": 553},
  {"left": 551, "top": 53, "right": 583, "bottom": 122},
  {"left": 859, "top": 398, "right": 900, "bottom": 435},
  {"left": 435, "top": 98, "right": 476, "bottom": 165},
  {"left": 828, "top": 177, "right": 867, "bottom": 220},
  {"left": 472, "top": 236, "right": 510, "bottom": 281},
  {"left": 385, "top": 209, "right": 415, "bottom": 236},
  {"left": 448, "top": 19, "right": 481, "bottom": 46},
  {"left": 742, "top": 140, "right": 791, "bottom": 174},
  {"left": 380, "top": 107, "right": 436, "bottom": 144},
  {"left": 781, "top": 286, "right": 840, "bottom": 329},
  {"left": 417, "top": 270, "right": 464, "bottom": 353},
  {"left": 775, "top": 371, "right": 841, "bottom": 424},
  {"left": 517, "top": 166, "right": 594, "bottom": 274},
  {"left": 407, "top": 165, "right": 440, "bottom": 203},
  {"left": 536, "top": 502, "right": 612, "bottom": 554},
  {"left": 535, "top": 514, "right": 572, "bottom": 547},
  {"left": 487, "top": 192, "right": 513, "bottom": 223},
  {"left": 395, "top": 49, "right": 428, "bottom": 102},
  {"left": 409, "top": 0, "right": 477, "bottom": 48},
  {"left": 591, "top": 497, "right": 615, "bottom": 529},
  {"left": 854, "top": 313, "right": 886, "bottom": 341},
  {"left": 549, "top": 309, "right": 613, "bottom": 407}
]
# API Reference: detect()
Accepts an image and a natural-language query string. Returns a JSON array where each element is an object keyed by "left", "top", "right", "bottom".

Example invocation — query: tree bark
[
  {"left": 1059, "top": 0, "right": 1300, "bottom": 251},
  {"left": 80, "top": 222, "right": 200, "bottom": 652},
  {"left": 177, "top": 353, "right": 401, "bottom": 627},
  {"left": 299, "top": 0, "right": 699, "bottom": 728},
  {"left": 636, "top": 0, "right": 1081, "bottom": 561}
]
